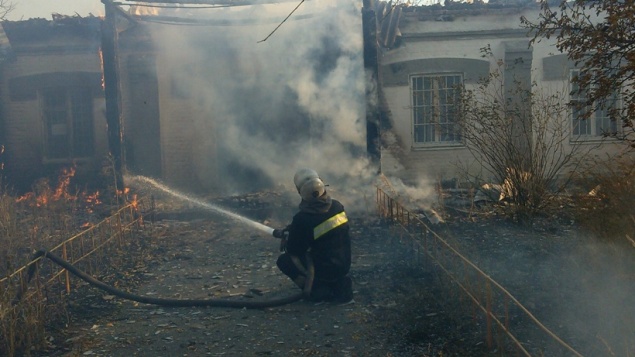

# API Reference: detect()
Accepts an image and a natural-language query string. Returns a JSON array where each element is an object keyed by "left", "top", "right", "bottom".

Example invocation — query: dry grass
[
  {"left": 571, "top": 153, "right": 635, "bottom": 248},
  {"left": 0, "top": 197, "right": 62, "bottom": 355},
  {"left": 2, "top": 176, "right": 79, "bottom": 276},
  {"left": 0, "top": 169, "right": 116, "bottom": 357}
]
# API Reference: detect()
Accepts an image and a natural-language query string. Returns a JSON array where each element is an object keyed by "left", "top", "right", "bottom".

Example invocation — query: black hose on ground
[{"left": 15, "top": 250, "right": 306, "bottom": 309}]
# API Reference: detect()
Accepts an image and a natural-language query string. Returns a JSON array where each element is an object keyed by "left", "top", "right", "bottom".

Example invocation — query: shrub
[
  {"left": 572, "top": 153, "right": 635, "bottom": 247},
  {"left": 457, "top": 47, "right": 590, "bottom": 223}
]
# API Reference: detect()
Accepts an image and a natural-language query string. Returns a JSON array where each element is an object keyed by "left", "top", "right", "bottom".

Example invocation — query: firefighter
[{"left": 272, "top": 169, "right": 353, "bottom": 303}]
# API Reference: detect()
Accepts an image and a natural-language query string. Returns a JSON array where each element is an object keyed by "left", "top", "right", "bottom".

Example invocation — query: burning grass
[
  {"left": 0, "top": 179, "right": 77, "bottom": 356},
  {"left": 0, "top": 178, "right": 108, "bottom": 277},
  {"left": 0, "top": 166, "right": 140, "bottom": 357}
]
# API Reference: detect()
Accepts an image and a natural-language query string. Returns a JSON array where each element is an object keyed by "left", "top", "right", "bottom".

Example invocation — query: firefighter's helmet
[
  {"left": 299, "top": 177, "right": 326, "bottom": 202},
  {"left": 293, "top": 168, "right": 319, "bottom": 193}
]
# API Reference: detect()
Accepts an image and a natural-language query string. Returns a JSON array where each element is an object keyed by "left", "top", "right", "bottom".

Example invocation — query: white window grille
[
  {"left": 411, "top": 73, "right": 463, "bottom": 146},
  {"left": 569, "top": 69, "right": 618, "bottom": 139}
]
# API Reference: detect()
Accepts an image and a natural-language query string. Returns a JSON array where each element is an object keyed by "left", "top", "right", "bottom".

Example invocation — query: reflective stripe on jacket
[{"left": 313, "top": 211, "right": 348, "bottom": 240}]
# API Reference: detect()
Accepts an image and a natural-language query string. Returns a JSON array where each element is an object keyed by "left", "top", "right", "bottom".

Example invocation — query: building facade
[
  {"left": 0, "top": 16, "right": 108, "bottom": 190},
  {"left": 377, "top": 3, "right": 623, "bottom": 186}
]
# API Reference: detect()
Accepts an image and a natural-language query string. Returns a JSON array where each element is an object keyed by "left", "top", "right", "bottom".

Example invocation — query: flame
[
  {"left": 52, "top": 167, "right": 76, "bottom": 201},
  {"left": 94, "top": 4, "right": 105, "bottom": 18},
  {"left": 83, "top": 190, "right": 102, "bottom": 214},
  {"left": 85, "top": 191, "right": 102, "bottom": 205},
  {"left": 15, "top": 192, "right": 34, "bottom": 203},
  {"left": 98, "top": 48, "right": 105, "bottom": 90},
  {"left": 15, "top": 166, "right": 77, "bottom": 207},
  {"left": 130, "top": 5, "right": 160, "bottom": 16},
  {"left": 13, "top": 165, "right": 106, "bottom": 221},
  {"left": 116, "top": 187, "right": 131, "bottom": 201},
  {"left": 130, "top": 193, "right": 143, "bottom": 224},
  {"left": 15, "top": 191, "right": 49, "bottom": 207},
  {"left": 130, "top": 193, "right": 138, "bottom": 209},
  {"left": 116, "top": 187, "right": 130, "bottom": 195}
]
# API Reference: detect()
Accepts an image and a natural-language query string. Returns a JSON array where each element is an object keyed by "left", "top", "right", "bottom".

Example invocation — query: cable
[{"left": 258, "top": 0, "right": 304, "bottom": 43}]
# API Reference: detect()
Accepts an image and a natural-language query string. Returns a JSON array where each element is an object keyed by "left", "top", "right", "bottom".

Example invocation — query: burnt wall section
[
  {"left": 9, "top": 72, "right": 102, "bottom": 100},
  {"left": 118, "top": 24, "right": 212, "bottom": 193},
  {"left": 0, "top": 17, "right": 108, "bottom": 192},
  {"left": 363, "top": 0, "right": 381, "bottom": 171},
  {"left": 125, "top": 54, "right": 162, "bottom": 178}
]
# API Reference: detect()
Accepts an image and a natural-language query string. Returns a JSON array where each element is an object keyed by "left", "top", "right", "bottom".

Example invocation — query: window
[
  {"left": 41, "top": 87, "right": 94, "bottom": 160},
  {"left": 570, "top": 69, "right": 618, "bottom": 138},
  {"left": 411, "top": 73, "right": 463, "bottom": 146}
]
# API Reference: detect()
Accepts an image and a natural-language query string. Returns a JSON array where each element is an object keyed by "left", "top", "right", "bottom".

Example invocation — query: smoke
[
  {"left": 377, "top": 175, "right": 443, "bottom": 223},
  {"left": 131, "top": 0, "right": 376, "bottom": 211},
  {"left": 548, "top": 238, "right": 635, "bottom": 356}
]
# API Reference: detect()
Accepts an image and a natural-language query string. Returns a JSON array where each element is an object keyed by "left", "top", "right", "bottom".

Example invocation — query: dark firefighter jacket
[{"left": 286, "top": 199, "right": 351, "bottom": 280}]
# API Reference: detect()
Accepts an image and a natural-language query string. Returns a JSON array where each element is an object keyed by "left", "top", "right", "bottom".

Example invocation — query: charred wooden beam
[
  {"left": 101, "top": 0, "right": 125, "bottom": 190},
  {"left": 362, "top": 0, "right": 381, "bottom": 172}
]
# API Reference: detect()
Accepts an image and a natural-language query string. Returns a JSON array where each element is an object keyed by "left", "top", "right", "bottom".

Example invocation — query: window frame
[
  {"left": 410, "top": 73, "right": 464, "bottom": 149},
  {"left": 40, "top": 86, "right": 95, "bottom": 163},
  {"left": 569, "top": 69, "right": 619, "bottom": 141}
]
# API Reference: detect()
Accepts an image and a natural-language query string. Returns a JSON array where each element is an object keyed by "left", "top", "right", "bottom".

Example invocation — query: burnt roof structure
[{"left": 1, "top": 15, "right": 102, "bottom": 44}]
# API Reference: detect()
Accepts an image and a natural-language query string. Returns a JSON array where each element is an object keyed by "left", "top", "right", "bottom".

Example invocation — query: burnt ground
[{"left": 35, "top": 194, "right": 635, "bottom": 357}]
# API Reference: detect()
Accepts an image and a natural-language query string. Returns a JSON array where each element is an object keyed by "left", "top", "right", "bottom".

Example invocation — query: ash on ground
[{"left": 41, "top": 191, "right": 635, "bottom": 357}]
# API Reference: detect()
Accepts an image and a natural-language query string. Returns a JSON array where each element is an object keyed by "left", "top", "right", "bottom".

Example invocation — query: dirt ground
[
  {"left": 45, "top": 215, "right": 454, "bottom": 357},
  {"left": 34, "top": 193, "right": 635, "bottom": 357}
]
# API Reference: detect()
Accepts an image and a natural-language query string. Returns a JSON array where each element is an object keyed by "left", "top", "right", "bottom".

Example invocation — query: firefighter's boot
[{"left": 331, "top": 276, "right": 353, "bottom": 303}]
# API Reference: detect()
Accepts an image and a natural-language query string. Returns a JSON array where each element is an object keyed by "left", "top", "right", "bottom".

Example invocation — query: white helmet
[
  {"left": 299, "top": 177, "right": 326, "bottom": 202},
  {"left": 293, "top": 168, "right": 319, "bottom": 193}
]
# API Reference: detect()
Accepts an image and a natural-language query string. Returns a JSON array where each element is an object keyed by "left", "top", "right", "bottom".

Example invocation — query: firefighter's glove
[
  {"left": 273, "top": 227, "right": 289, "bottom": 251},
  {"left": 272, "top": 227, "right": 289, "bottom": 239},
  {"left": 279, "top": 237, "right": 288, "bottom": 252}
]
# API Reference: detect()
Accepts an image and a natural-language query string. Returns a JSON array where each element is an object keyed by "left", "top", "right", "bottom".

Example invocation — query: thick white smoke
[{"left": 135, "top": 0, "right": 376, "bottom": 211}]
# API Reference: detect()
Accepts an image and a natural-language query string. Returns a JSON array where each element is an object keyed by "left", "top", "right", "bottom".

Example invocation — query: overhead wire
[
  {"left": 257, "top": 0, "right": 305, "bottom": 43},
  {"left": 111, "top": 0, "right": 309, "bottom": 40}
]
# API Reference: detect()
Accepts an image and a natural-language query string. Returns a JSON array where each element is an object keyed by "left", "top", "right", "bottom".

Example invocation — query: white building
[{"left": 377, "top": 3, "right": 623, "bottom": 187}]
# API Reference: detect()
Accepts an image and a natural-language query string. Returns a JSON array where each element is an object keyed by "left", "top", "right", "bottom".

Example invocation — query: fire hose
[{"left": 14, "top": 248, "right": 314, "bottom": 309}]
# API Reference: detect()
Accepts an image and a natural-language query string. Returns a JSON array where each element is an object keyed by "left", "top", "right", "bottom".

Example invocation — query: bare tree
[
  {"left": 0, "top": 0, "right": 13, "bottom": 20},
  {"left": 458, "top": 51, "right": 588, "bottom": 221},
  {"left": 521, "top": 0, "right": 635, "bottom": 148}
]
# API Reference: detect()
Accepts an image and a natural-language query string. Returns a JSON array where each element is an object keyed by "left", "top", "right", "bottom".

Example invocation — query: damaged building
[
  {"left": 0, "top": 13, "right": 223, "bottom": 193},
  {"left": 0, "top": 16, "right": 108, "bottom": 191},
  {"left": 111, "top": 4, "right": 356, "bottom": 194},
  {"left": 0, "top": 1, "right": 626, "bottom": 195},
  {"left": 1, "top": 1, "right": 368, "bottom": 194}
]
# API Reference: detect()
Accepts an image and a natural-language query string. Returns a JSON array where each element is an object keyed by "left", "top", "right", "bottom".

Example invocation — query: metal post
[{"left": 62, "top": 243, "right": 71, "bottom": 294}]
